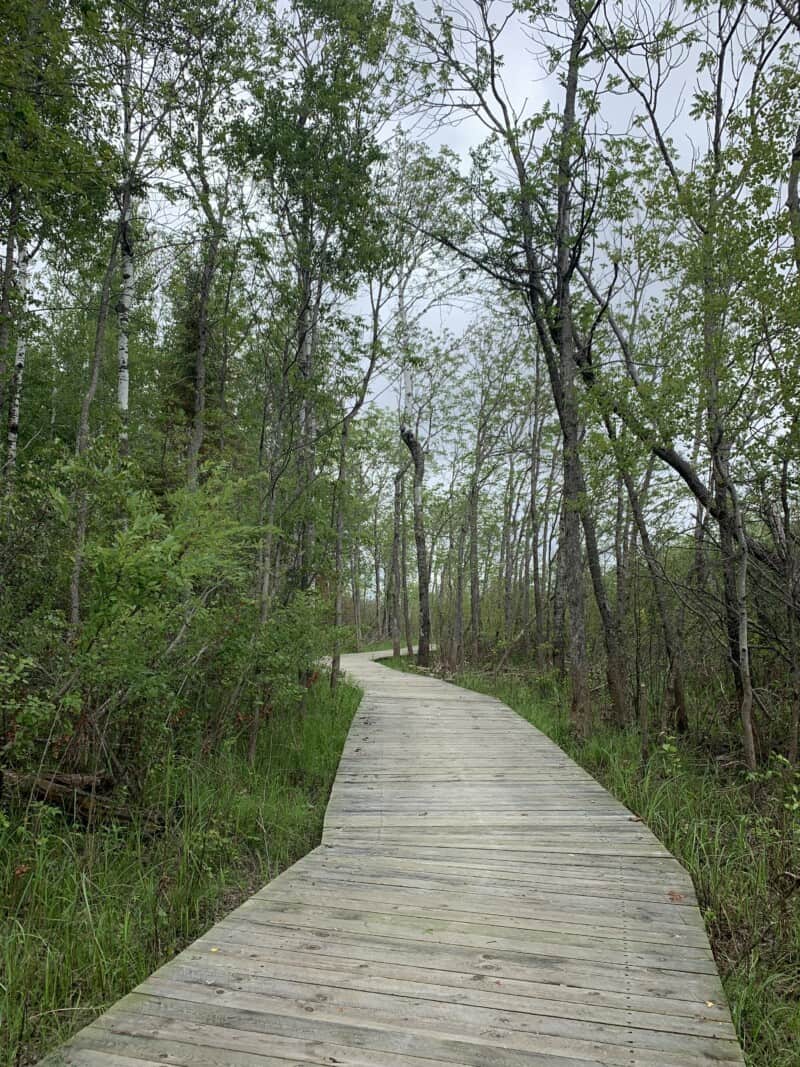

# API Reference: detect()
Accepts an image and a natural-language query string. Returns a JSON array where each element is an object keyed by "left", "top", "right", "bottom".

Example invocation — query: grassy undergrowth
[
  {"left": 1, "top": 680, "right": 360, "bottom": 1067},
  {"left": 345, "top": 638, "right": 404, "bottom": 653},
  {"left": 452, "top": 669, "right": 800, "bottom": 1067},
  {"left": 374, "top": 653, "right": 417, "bottom": 670}
]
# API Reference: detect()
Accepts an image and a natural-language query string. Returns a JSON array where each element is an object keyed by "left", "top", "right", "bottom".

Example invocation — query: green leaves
[{"left": 234, "top": 0, "right": 391, "bottom": 286}]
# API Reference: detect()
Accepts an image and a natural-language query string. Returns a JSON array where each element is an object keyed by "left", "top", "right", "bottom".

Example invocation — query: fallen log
[
  {"left": 2, "top": 770, "right": 164, "bottom": 834},
  {"left": 4, "top": 770, "right": 114, "bottom": 795}
]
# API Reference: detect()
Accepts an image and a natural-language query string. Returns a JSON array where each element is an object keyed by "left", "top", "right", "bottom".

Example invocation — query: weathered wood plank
[{"left": 175, "top": 939, "right": 737, "bottom": 1030}]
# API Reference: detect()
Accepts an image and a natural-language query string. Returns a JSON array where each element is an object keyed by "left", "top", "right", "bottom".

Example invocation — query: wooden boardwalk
[{"left": 42, "top": 652, "right": 744, "bottom": 1067}]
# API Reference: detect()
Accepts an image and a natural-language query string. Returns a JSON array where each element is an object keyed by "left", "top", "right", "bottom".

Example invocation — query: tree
[{"left": 408, "top": 0, "right": 629, "bottom": 726}]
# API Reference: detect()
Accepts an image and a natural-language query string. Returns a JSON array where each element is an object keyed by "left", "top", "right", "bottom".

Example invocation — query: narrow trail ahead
[{"left": 42, "top": 652, "right": 743, "bottom": 1067}]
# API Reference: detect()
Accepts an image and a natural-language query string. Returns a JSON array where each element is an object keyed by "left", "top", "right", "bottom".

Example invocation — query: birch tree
[
  {"left": 3, "top": 243, "right": 29, "bottom": 483},
  {"left": 101, "top": 0, "right": 187, "bottom": 456}
]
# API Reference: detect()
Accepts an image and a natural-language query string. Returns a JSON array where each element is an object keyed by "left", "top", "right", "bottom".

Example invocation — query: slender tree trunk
[
  {"left": 681, "top": 410, "right": 709, "bottom": 646},
  {"left": 401, "top": 422, "right": 430, "bottom": 668},
  {"left": 522, "top": 516, "right": 532, "bottom": 654},
  {"left": 614, "top": 475, "right": 627, "bottom": 627},
  {"left": 531, "top": 432, "right": 545, "bottom": 665},
  {"left": 561, "top": 446, "right": 591, "bottom": 730},
  {"left": 295, "top": 260, "right": 322, "bottom": 590},
  {"left": 4, "top": 243, "right": 29, "bottom": 485},
  {"left": 50, "top": 379, "right": 58, "bottom": 440},
  {"left": 249, "top": 485, "right": 276, "bottom": 766},
  {"left": 559, "top": 309, "right": 630, "bottom": 725},
  {"left": 259, "top": 514, "right": 274, "bottom": 622},
  {"left": 436, "top": 546, "right": 449, "bottom": 667},
  {"left": 117, "top": 185, "right": 134, "bottom": 457},
  {"left": 556, "top": 247, "right": 630, "bottom": 726},
  {"left": 0, "top": 190, "right": 21, "bottom": 424},
  {"left": 117, "top": 49, "right": 134, "bottom": 458},
  {"left": 558, "top": 297, "right": 598, "bottom": 728},
  {"left": 351, "top": 541, "right": 362, "bottom": 649},
  {"left": 702, "top": 171, "right": 753, "bottom": 756},
  {"left": 373, "top": 527, "right": 382, "bottom": 640},
  {"left": 605, "top": 425, "right": 688, "bottom": 733},
  {"left": 554, "top": 8, "right": 591, "bottom": 729},
  {"left": 579, "top": 477, "right": 630, "bottom": 726},
  {"left": 187, "top": 230, "right": 220, "bottom": 490},
  {"left": 70, "top": 236, "right": 120, "bottom": 629},
  {"left": 454, "top": 509, "right": 466, "bottom": 667},
  {"left": 513, "top": 5, "right": 593, "bottom": 729},
  {"left": 777, "top": 450, "right": 800, "bottom": 764},
  {"left": 540, "top": 444, "right": 559, "bottom": 666},
  {"left": 706, "top": 54, "right": 755, "bottom": 765},
  {"left": 481, "top": 528, "right": 494, "bottom": 609},
  {"left": 527, "top": 354, "right": 545, "bottom": 661},
  {"left": 731, "top": 484, "right": 757, "bottom": 771},
  {"left": 552, "top": 504, "right": 567, "bottom": 680},
  {"left": 788, "top": 122, "right": 800, "bottom": 274},
  {"left": 218, "top": 246, "right": 238, "bottom": 428},
  {"left": 502, "top": 457, "right": 515, "bottom": 640},
  {"left": 390, "top": 469, "right": 403, "bottom": 658},
  {"left": 330, "top": 416, "right": 349, "bottom": 690},
  {"left": 468, "top": 480, "right": 481, "bottom": 661},
  {"left": 401, "top": 478, "right": 413, "bottom": 657}
]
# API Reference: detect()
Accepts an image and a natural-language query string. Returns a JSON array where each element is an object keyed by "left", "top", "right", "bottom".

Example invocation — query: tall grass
[
  {"left": 0, "top": 680, "right": 361, "bottom": 1067},
  {"left": 453, "top": 669, "right": 800, "bottom": 1067}
]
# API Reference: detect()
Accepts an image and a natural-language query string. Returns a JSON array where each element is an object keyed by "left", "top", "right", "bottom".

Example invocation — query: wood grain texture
[{"left": 39, "top": 652, "right": 744, "bottom": 1066}]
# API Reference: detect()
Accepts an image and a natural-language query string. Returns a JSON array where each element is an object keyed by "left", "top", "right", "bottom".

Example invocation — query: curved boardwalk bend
[{"left": 41, "top": 652, "right": 744, "bottom": 1067}]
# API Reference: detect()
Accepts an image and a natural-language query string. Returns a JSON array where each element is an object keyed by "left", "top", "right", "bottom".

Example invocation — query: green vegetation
[
  {"left": 374, "top": 653, "right": 418, "bottom": 672},
  {"left": 2, "top": 0, "right": 799, "bottom": 1062},
  {"left": 1, "top": 680, "right": 360, "bottom": 1067},
  {"left": 448, "top": 666, "right": 799, "bottom": 1067},
  {"left": 347, "top": 639, "right": 398, "bottom": 654}
]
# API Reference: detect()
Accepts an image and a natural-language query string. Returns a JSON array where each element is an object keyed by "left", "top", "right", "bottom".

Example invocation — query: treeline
[{"left": 2, "top": 0, "right": 800, "bottom": 805}]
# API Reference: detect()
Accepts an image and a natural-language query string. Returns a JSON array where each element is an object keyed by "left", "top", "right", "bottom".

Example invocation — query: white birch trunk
[
  {"left": 0, "top": 192, "right": 21, "bottom": 422},
  {"left": 4, "top": 243, "right": 29, "bottom": 483},
  {"left": 117, "top": 44, "right": 134, "bottom": 457},
  {"left": 117, "top": 191, "right": 134, "bottom": 455}
]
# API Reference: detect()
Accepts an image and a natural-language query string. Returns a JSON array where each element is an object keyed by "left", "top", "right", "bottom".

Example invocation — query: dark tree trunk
[
  {"left": 400, "top": 473, "right": 414, "bottom": 656},
  {"left": 400, "top": 423, "right": 430, "bottom": 667},
  {"left": 187, "top": 230, "right": 221, "bottom": 490},
  {"left": 329, "top": 417, "right": 349, "bottom": 690},
  {"left": 390, "top": 470, "right": 403, "bottom": 658},
  {"left": 468, "top": 481, "right": 481, "bottom": 662}
]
